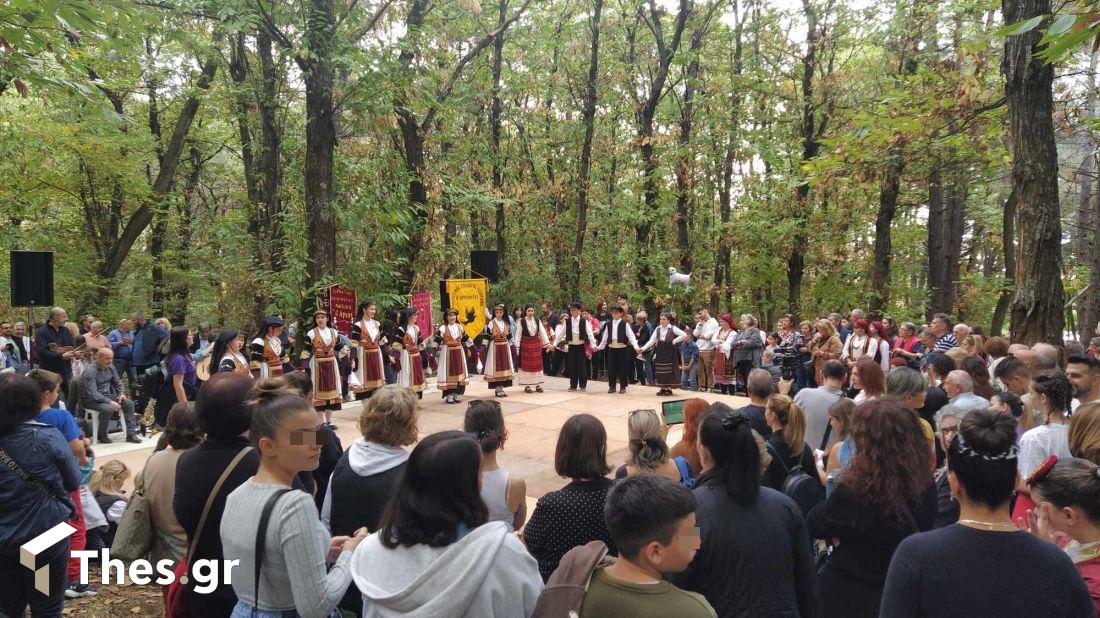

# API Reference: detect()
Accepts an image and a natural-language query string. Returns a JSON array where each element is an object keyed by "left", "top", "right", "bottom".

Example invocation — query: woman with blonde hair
[
  {"left": 614, "top": 409, "right": 693, "bottom": 486},
  {"left": 1070, "top": 402, "right": 1100, "bottom": 465},
  {"left": 762, "top": 394, "right": 823, "bottom": 506},
  {"left": 88, "top": 460, "right": 132, "bottom": 551}
]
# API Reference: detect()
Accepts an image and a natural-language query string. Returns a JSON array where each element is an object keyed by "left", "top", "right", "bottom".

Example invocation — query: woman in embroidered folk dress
[
  {"left": 250, "top": 316, "right": 290, "bottom": 380},
  {"left": 350, "top": 301, "right": 386, "bottom": 400},
  {"left": 639, "top": 312, "right": 687, "bottom": 396},
  {"left": 483, "top": 305, "right": 515, "bottom": 398},
  {"left": 394, "top": 308, "right": 427, "bottom": 398},
  {"left": 436, "top": 310, "right": 471, "bottom": 404},
  {"left": 211, "top": 329, "right": 249, "bottom": 375},
  {"left": 513, "top": 305, "right": 551, "bottom": 394},
  {"left": 304, "top": 309, "right": 344, "bottom": 424},
  {"left": 712, "top": 313, "right": 738, "bottom": 395}
]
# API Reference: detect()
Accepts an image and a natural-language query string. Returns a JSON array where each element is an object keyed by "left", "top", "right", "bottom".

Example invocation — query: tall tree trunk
[
  {"left": 787, "top": 0, "right": 825, "bottom": 317},
  {"left": 302, "top": 0, "right": 338, "bottom": 288},
  {"left": 926, "top": 168, "right": 945, "bottom": 321},
  {"left": 571, "top": 0, "right": 602, "bottom": 300},
  {"left": 991, "top": 189, "right": 1017, "bottom": 336},
  {"left": 1087, "top": 184, "right": 1100, "bottom": 340},
  {"left": 868, "top": 155, "right": 902, "bottom": 315},
  {"left": 491, "top": 0, "right": 508, "bottom": 281},
  {"left": 635, "top": 0, "right": 691, "bottom": 304},
  {"left": 1003, "top": 0, "right": 1065, "bottom": 344},
  {"left": 168, "top": 145, "right": 202, "bottom": 325},
  {"left": 941, "top": 171, "right": 967, "bottom": 315},
  {"left": 1079, "top": 50, "right": 1099, "bottom": 340}
]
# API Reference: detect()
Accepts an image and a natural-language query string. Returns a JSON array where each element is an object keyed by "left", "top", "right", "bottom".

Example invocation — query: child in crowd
[
  {"left": 680, "top": 328, "right": 699, "bottom": 391},
  {"left": 576, "top": 474, "right": 714, "bottom": 617},
  {"left": 464, "top": 400, "right": 527, "bottom": 530},
  {"left": 87, "top": 460, "right": 131, "bottom": 551}
]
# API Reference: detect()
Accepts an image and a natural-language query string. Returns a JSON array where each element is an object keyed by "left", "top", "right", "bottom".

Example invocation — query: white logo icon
[{"left": 21, "top": 521, "right": 76, "bottom": 594}]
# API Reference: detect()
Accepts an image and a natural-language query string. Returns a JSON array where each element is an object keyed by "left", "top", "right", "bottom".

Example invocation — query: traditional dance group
[{"left": 225, "top": 298, "right": 706, "bottom": 420}]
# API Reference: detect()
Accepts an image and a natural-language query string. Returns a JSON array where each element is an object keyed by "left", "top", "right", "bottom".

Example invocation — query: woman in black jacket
[
  {"left": 806, "top": 398, "right": 934, "bottom": 617},
  {"left": 762, "top": 394, "right": 824, "bottom": 501},
  {"left": 671, "top": 402, "right": 814, "bottom": 617}
]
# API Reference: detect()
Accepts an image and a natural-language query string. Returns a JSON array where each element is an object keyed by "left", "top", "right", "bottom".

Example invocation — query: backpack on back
[
  {"left": 766, "top": 442, "right": 823, "bottom": 516},
  {"left": 531, "top": 540, "right": 612, "bottom": 618}
]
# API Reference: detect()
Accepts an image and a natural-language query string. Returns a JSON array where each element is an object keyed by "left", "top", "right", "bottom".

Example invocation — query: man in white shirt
[
  {"left": 598, "top": 305, "right": 640, "bottom": 394},
  {"left": 693, "top": 309, "right": 720, "bottom": 393},
  {"left": 554, "top": 302, "right": 598, "bottom": 391}
]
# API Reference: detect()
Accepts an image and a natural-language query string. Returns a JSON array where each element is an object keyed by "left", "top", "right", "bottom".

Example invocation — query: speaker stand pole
[{"left": 27, "top": 307, "right": 33, "bottom": 330}]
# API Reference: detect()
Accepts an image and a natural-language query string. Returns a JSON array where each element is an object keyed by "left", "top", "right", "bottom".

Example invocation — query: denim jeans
[
  {"left": 0, "top": 538, "right": 69, "bottom": 618},
  {"left": 681, "top": 364, "right": 698, "bottom": 391},
  {"left": 113, "top": 357, "right": 137, "bottom": 394},
  {"left": 230, "top": 601, "right": 340, "bottom": 618}
]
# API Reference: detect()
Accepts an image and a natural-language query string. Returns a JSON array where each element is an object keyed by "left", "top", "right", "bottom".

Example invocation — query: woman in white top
[
  {"left": 464, "top": 400, "right": 526, "bottom": 530},
  {"left": 1016, "top": 372, "right": 1075, "bottom": 523},
  {"left": 394, "top": 309, "right": 427, "bottom": 398},
  {"left": 436, "top": 310, "right": 470, "bottom": 404},
  {"left": 350, "top": 301, "right": 387, "bottom": 399},
  {"left": 512, "top": 305, "right": 551, "bottom": 393},
  {"left": 483, "top": 305, "right": 515, "bottom": 398},
  {"left": 305, "top": 310, "right": 344, "bottom": 425},
  {"left": 639, "top": 312, "right": 687, "bottom": 396},
  {"left": 840, "top": 318, "right": 872, "bottom": 369}
]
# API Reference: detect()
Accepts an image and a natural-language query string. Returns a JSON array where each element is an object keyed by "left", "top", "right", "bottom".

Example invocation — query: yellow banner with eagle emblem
[{"left": 444, "top": 278, "right": 488, "bottom": 340}]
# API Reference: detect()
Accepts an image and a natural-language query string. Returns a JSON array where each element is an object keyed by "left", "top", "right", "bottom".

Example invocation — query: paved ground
[{"left": 102, "top": 375, "right": 748, "bottom": 504}]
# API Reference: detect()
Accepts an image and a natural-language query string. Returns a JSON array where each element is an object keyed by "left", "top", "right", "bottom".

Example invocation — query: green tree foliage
[{"left": 0, "top": 0, "right": 1087, "bottom": 336}]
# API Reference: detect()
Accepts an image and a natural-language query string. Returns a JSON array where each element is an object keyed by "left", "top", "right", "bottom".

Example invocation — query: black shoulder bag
[{"left": 251, "top": 488, "right": 294, "bottom": 617}]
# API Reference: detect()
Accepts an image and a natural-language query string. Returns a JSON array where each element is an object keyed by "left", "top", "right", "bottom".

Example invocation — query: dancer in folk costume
[
  {"left": 251, "top": 316, "right": 291, "bottom": 380},
  {"left": 304, "top": 309, "right": 345, "bottom": 423},
  {"left": 712, "top": 313, "right": 739, "bottom": 395},
  {"left": 211, "top": 329, "right": 250, "bottom": 375},
  {"left": 350, "top": 301, "right": 386, "bottom": 399},
  {"left": 437, "top": 309, "right": 471, "bottom": 404},
  {"left": 394, "top": 308, "right": 427, "bottom": 398},
  {"left": 513, "top": 305, "right": 552, "bottom": 393},
  {"left": 553, "top": 302, "right": 599, "bottom": 391},
  {"left": 638, "top": 312, "right": 687, "bottom": 396},
  {"left": 596, "top": 305, "right": 640, "bottom": 394},
  {"left": 484, "top": 304, "right": 515, "bottom": 397}
]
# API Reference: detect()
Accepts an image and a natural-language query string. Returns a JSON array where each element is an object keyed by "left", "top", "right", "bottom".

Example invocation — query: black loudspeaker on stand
[
  {"left": 471, "top": 251, "right": 499, "bottom": 284},
  {"left": 10, "top": 251, "right": 54, "bottom": 307}
]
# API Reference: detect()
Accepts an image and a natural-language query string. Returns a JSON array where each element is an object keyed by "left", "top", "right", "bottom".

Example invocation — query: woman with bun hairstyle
[
  {"left": 613, "top": 409, "right": 689, "bottom": 485},
  {"left": 881, "top": 411, "right": 1093, "bottom": 617},
  {"left": 464, "top": 400, "right": 526, "bottom": 530},
  {"left": 671, "top": 402, "right": 814, "bottom": 617},
  {"left": 436, "top": 309, "right": 470, "bottom": 404},
  {"left": 1014, "top": 371, "right": 1075, "bottom": 524},
  {"left": 1028, "top": 456, "right": 1100, "bottom": 614},
  {"left": 220, "top": 379, "right": 366, "bottom": 618}
]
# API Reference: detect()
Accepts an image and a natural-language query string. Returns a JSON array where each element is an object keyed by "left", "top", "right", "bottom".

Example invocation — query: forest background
[{"left": 1, "top": 0, "right": 1097, "bottom": 344}]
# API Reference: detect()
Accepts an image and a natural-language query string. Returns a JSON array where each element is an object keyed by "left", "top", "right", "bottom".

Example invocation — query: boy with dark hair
[{"left": 579, "top": 475, "right": 715, "bottom": 617}]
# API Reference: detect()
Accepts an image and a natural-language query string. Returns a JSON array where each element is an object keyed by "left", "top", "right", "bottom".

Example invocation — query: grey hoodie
[
  {"left": 350, "top": 521, "right": 542, "bottom": 617},
  {"left": 321, "top": 438, "right": 409, "bottom": 531}
]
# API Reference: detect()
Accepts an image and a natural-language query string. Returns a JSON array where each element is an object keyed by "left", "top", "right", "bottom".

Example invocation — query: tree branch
[{"left": 420, "top": 0, "right": 533, "bottom": 132}]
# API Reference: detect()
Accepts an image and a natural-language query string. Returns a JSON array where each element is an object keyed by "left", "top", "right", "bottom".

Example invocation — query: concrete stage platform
[{"left": 105, "top": 375, "right": 748, "bottom": 506}]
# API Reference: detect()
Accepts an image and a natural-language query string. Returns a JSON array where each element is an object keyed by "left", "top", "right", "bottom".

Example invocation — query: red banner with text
[
  {"left": 410, "top": 291, "right": 432, "bottom": 338},
  {"left": 321, "top": 285, "right": 357, "bottom": 335}
]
